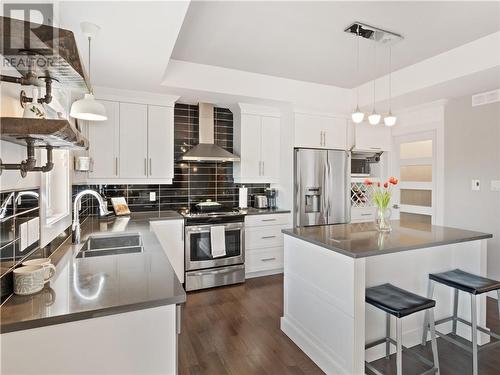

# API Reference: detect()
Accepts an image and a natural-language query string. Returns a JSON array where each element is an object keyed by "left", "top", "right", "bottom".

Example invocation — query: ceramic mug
[
  {"left": 13, "top": 266, "right": 49, "bottom": 295},
  {"left": 22, "top": 258, "right": 56, "bottom": 282}
]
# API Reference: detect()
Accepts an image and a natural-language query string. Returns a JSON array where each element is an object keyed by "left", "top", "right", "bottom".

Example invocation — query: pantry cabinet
[
  {"left": 233, "top": 104, "right": 281, "bottom": 183},
  {"left": 294, "top": 112, "right": 348, "bottom": 150},
  {"left": 87, "top": 100, "right": 175, "bottom": 183}
]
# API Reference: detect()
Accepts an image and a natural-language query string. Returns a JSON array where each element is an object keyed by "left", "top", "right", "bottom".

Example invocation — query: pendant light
[
  {"left": 368, "top": 42, "right": 381, "bottom": 125},
  {"left": 70, "top": 22, "right": 107, "bottom": 121},
  {"left": 384, "top": 46, "right": 397, "bottom": 127},
  {"left": 351, "top": 26, "right": 364, "bottom": 124}
]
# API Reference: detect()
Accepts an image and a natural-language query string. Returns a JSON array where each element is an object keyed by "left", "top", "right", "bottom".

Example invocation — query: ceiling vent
[{"left": 471, "top": 89, "right": 500, "bottom": 107}]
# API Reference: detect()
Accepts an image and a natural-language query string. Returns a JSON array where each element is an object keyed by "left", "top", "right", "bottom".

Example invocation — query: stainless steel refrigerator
[{"left": 294, "top": 148, "right": 350, "bottom": 227}]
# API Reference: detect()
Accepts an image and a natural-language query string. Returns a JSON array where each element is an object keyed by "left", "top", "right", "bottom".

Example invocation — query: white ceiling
[
  {"left": 172, "top": 1, "right": 500, "bottom": 88},
  {"left": 58, "top": 1, "right": 189, "bottom": 93}
]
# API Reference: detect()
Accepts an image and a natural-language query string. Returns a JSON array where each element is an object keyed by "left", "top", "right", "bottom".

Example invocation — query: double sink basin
[{"left": 76, "top": 233, "right": 144, "bottom": 259}]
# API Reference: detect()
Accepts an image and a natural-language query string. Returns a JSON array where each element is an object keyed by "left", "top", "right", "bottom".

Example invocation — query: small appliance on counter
[
  {"left": 265, "top": 188, "right": 278, "bottom": 209},
  {"left": 252, "top": 195, "right": 268, "bottom": 209}
]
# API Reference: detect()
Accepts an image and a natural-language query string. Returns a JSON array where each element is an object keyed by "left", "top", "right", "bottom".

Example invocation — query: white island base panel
[
  {"left": 280, "top": 235, "right": 489, "bottom": 375},
  {"left": 1, "top": 305, "right": 177, "bottom": 375}
]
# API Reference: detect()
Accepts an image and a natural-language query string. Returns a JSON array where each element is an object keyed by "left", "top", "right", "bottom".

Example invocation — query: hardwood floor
[{"left": 179, "top": 275, "right": 499, "bottom": 375}]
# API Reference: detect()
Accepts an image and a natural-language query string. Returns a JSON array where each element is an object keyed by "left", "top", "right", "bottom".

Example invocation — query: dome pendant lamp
[
  {"left": 351, "top": 26, "right": 364, "bottom": 124},
  {"left": 70, "top": 22, "right": 107, "bottom": 122},
  {"left": 368, "top": 43, "right": 381, "bottom": 126},
  {"left": 384, "top": 46, "right": 397, "bottom": 127}
]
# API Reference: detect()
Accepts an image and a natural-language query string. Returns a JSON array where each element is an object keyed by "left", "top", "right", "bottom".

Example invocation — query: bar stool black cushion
[
  {"left": 429, "top": 269, "right": 500, "bottom": 295},
  {"left": 366, "top": 283, "right": 436, "bottom": 318}
]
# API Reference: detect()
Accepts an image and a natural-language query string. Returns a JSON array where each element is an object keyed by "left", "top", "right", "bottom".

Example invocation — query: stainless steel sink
[{"left": 76, "top": 233, "right": 143, "bottom": 258}]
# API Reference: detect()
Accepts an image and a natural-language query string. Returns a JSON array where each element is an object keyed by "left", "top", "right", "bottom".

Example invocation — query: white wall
[{"left": 443, "top": 96, "right": 500, "bottom": 282}]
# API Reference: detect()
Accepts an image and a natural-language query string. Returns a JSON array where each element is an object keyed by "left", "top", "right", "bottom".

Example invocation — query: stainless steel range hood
[{"left": 180, "top": 103, "right": 240, "bottom": 162}]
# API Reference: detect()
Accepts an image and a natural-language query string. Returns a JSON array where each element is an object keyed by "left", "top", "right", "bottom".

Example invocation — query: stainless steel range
[{"left": 182, "top": 202, "right": 245, "bottom": 291}]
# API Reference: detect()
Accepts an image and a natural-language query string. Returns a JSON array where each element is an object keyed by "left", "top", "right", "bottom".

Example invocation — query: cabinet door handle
[
  {"left": 262, "top": 161, "right": 265, "bottom": 176},
  {"left": 261, "top": 235, "right": 276, "bottom": 239},
  {"left": 144, "top": 158, "right": 147, "bottom": 176},
  {"left": 323, "top": 131, "right": 326, "bottom": 147},
  {"left": 261, "top": 257, "right": 276, "bottom": 262},
  {"left": 115, "top": 157, "right": 118, "bottom": 176},
  {"left": 320, "top": 131, "right": 323, "bottom": 146},
  {"left": 149, "top": 158, "right": 152, "bottom": 176},
  {"left": 261, "top": 218, "right": 277, "bottom": 222},
  {"left": 360, "top": 213, "right": 372, "bottom": 217}
]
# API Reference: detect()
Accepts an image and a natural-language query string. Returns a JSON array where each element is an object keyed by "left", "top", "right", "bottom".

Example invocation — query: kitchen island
[
  {"left": 1, "top": 213, "right": 186, "bottom": 374},
  {"left": 281, "top": 221, "right": 492, "bottom": 375}
]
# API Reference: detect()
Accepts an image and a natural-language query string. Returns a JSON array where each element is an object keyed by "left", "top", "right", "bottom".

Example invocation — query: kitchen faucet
[{"left": 72, "top": 189, "right": 111, "bottom": 244}]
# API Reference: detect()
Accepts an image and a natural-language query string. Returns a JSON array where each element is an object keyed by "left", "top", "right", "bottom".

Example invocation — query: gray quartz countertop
[
  {"left": 282, "top": 221, "right": 492, "bottom": 258},
  {"left": 1, "top": 213, "right": 186, "bottom": 334},
  {"left": 242, "top": 207, "right": 291, "bottom": 215}
]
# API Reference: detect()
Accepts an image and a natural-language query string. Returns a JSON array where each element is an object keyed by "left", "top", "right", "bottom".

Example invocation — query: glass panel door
[
  {"left": 189, "top": 229, "right": 241, "bottom": 261},
  {"left": 393, "top": 133, "right": 436, "bottom": 224}
]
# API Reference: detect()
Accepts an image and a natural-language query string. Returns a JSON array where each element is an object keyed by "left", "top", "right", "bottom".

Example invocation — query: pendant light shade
[
  {"left": 368, "top": 111, "right": 381, "bottom": 125},
  {"left": 384, "top": 112, "right": 397, "bottom": 127},
  {"left": 70, "top": 93, "right": 107, "bottom": 121},
  {"left": 70, "top": 22, "right": 107, "bottom": 121},
  {"left": 351, "top": 106, "right": 365, "bottom": 124}
]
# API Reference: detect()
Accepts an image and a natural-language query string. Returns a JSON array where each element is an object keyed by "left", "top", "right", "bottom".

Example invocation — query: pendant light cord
[
  {"left": 388, "top": 46, "right": 392, "bottom": 112},
  {"left": 88, "top": 36, "right": 93, "bottom": 94},
  {"left": 356, "top": 26, "right": 360, "bottom": 106},
  {"left": 372, "top": 42, "right": 376, "bottom": 111}
]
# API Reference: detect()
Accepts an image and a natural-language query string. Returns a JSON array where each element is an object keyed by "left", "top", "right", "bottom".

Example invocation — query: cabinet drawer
[
  {"left": 245, "top": 213, "right": 290, "bottom": 228},
  {"left": 245, "top": 225, "right": 286, "bottom": 250},
  {"left": 246, "top": 247, "right": 283, "bottom": 273},
  {"left": 351, "top": 207, "right": 375, "bottom": 222}
]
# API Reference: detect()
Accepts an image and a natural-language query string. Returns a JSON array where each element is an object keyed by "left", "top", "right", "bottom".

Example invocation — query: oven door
[{"left": 185, "top": 222, "right": 244, "bottom": 271}]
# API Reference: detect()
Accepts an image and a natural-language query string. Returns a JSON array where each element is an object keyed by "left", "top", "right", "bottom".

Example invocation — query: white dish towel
[{"left": 210, "top": 226, "right": 226, "bottom": 258}]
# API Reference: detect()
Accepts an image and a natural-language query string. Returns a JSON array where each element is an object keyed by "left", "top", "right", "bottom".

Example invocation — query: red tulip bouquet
[{"left": 364, "top": 177, "right": 399, "bottom": 232}]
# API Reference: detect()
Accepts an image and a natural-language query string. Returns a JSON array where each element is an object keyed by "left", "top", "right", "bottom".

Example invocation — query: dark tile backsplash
[
  {"left": 76, "top": 104, "right": 269, "bottom": 216},
  {"left": 0, "top": 189, "right": 40, "bottom": 303}
]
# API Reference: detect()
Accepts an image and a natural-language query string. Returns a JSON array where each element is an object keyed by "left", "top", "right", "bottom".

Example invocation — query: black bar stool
[
  {"left": 422, "top": 269, "right": 500, "bottom": 375},
  {"left": 366, "top": 283, "right": 440, "bottom": 375}
]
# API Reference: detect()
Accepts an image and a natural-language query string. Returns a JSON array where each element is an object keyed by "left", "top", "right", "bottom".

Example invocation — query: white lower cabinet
[
  {"left": 351, "top": 207, "right": 375, "bottom": 223},
  {"left": 245, "top": 213, "right": 290, "bottom": 277},
  {"left": 150, "top": 219, "right": 184, "bottom": 283}
]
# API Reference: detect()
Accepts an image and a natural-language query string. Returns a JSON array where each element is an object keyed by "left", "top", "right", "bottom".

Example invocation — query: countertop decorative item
[
  {"left": 13, "top": 265, "right": 54, "bottom": 295},
  {"left": 111, "top": 197, "right": 130, "bottom": 216},
  {"left": 364, "top": 176, "right": 399, "bottom": 232},
  {"left": 22, "top": 88, "right": 45, "bottom": 119}
]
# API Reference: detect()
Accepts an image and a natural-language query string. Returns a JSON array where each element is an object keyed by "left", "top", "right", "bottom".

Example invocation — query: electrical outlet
[
  {"left": 491, "top": 180, "right": 500, "bottom": 192},
  {"left": 149, "top": 192, "right": 156, "bottom": 201},
  {"left": 471, "top": 179, "right": 480, "bottom": 191}
]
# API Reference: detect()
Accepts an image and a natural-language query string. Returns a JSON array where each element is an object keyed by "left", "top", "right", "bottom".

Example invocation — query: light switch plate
[
  {"left": 491, "top": 180, "right": 500, "bottom": 191},
  {"left": 471, "top": 179, "right": 480, "bottom": 191},
  {"left": 149, "top": 192, "right": 156, "bottom": 201},
  {"left": 28, "top": 217, "right": 40, "bottom": 245},
  {"left": 20, "top": 222, "right": 28, "bottom": 251}
]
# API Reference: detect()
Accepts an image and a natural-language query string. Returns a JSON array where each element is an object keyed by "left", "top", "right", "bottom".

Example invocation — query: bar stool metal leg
[
  {"left": 470, "top": 294, "right": 478, "bottom": 375},
  {"left": 428, "top": 309, "right": 440, "bottom": 375},
  {"left": 386, "top": 313, "right": 391, "bottom": 359},
  {"left": 497, "top": 290, "right": 500, "bottom": 317},
  {"left": 452, "top": 289, "right": 459, "bottom": 335},
  {"left": 421, "top": 279, "right": 434, "bottom": 346},
  {"left": 396, "top": 318, "right": 403, "bottom": 375}
]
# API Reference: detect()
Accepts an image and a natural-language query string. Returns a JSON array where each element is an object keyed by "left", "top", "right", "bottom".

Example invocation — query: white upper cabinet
[
  {"left": 233, "top": 104, "right": 281, "bottom": 184},
  {"left": 294, "top": 112, "right": 348, "bottom": 150},
  {"left": 148, "top": 105, "right": 174, "bottom": 180},
  {"left": 119, "top": 103, "right": 148, "bottom": 178},
  {"left": 353, "top": 123, "right": 392, "bottom": 151},
  {"left": 87, "top": 96, "right": 176, "bottom": 183},
  {"left": 260, "top": 116, "right": 280, "bottom": 180},
  {"left": 88, "top": 100, "right": 119, "bottom": 179}
]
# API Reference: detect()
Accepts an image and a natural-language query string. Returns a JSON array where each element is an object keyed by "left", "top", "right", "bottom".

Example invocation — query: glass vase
[{"left": 375, "top": 206, "right": 392, "bottom": 232}]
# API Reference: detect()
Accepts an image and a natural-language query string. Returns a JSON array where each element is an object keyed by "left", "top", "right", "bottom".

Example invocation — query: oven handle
[
  {"left": 190, "top": 265, "right": 244, "bottom": 276},
  {"left": 185, "top": 223, "right": 244, "bottom": 233}
]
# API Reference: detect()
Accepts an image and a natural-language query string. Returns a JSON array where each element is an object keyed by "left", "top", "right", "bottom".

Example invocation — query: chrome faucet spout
[{"left": 72, "top": 189, "right": 110, "bottom": 244}]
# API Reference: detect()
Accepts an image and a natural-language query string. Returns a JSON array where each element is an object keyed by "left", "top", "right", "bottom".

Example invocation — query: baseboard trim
[{"left": 245, "top": 268, "right": 283, "bottom": 279}]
